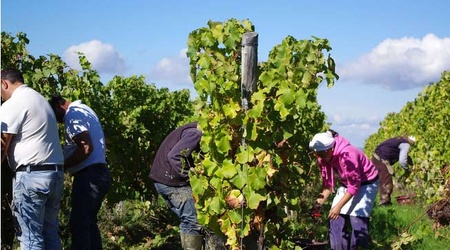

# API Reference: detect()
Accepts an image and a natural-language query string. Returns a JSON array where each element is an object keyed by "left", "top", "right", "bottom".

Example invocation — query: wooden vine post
[
  {"left": 241, "top": 32, "right": 258, "bottom": 110},
  {"left": 241, "top": 32, "right": 263, "bottom": 250}
]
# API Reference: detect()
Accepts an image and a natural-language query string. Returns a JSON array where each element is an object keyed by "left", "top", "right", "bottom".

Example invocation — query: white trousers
[{"left": 331, "top": 180, "right": 379, "bottom": 217}]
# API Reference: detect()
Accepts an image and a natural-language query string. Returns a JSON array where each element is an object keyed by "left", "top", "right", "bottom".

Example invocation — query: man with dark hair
[
  {"left": 1, "top": 69, "right": 65, "bottom": 249},
  {"left": 49, "top": 94, "right": 111, "bottom": 249}
]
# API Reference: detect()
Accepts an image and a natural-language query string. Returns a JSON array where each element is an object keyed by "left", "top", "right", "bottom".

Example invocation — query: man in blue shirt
[{"left": 49, "top": 94, "right": 111, "bottom": 249}]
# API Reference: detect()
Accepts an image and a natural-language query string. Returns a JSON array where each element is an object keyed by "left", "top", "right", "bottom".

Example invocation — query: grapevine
[{"left": 187, "top": 19, "right": 338, "bottom": 249}]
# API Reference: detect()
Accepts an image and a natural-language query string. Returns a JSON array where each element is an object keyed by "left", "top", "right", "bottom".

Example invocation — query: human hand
[{"left": 328, "top": 206, "right": 341, "bottom": 220}]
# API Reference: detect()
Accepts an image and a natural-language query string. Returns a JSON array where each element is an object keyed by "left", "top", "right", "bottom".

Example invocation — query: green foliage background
[
  {"left": 2, "top": 18, "right": 449, "bottom": 249},
  {"left": 1, "top": 31, "right": 195, "bottom": 204},
  {"left": 364, "top": 71, "right": 450, "bottom": 204}
]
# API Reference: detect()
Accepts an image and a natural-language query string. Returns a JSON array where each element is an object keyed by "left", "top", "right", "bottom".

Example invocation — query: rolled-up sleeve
[{"left": 398, "top": 143, "right": 411, "bottom": 169}]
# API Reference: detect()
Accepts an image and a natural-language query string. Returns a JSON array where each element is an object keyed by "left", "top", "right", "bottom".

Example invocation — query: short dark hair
[
  {"left": 328, "top": 129, "right": 339, "bottom": 137},
  {"left": 49, "top": 93, "right": 65, "bottom": 108},
  {"left": 1, "top": 69, "right": 24, "bottom": 84}
]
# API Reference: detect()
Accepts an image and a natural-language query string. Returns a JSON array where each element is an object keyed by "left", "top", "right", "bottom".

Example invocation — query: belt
[
  {"left": 362, "top": 175, "right": 379, "bottom": 185},
  {"left": 373, "top": 153, "right": 381, "bottom": 161},
  {"left": 340, "top": 175, "right": 379, "bottom": 188},
  {"left": 373, "top": 153, "right": 394, "bottom": 174},
  {"left": 16, "top": 164, "right": 63, "bottom": 172}
]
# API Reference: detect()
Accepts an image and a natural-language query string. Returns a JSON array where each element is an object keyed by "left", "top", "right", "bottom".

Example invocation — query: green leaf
[
  {"left": 247, "top": 101, "right": 263, "bottom": 118},
  {"left": 274, "top": 101, "right": 290, "bottom": 119},
  {"left": 301, "top": 71, "right": 312, "bottom": 85},
  {"left": 211, "top": 23, "right": 224, "bottom": 44},
  {"left": 221, "top": 159, "right": 238, "bottom": 179},
  {"left": 197, "top": 211, "right": 209, "bottom": 225},
  {"left": 198, "top": 55, "right": 210, "bottom": 69},
  {"left": 247, "top": 121, "right": 258, "bottom": 141},
  {"left": 216, "top": 134, "right": 231, "bottom": 153},
  {"left": 200, "top": 134, "right": 211, "bottom": 153},
  {"left": 222, "top": 99, "right": 240, "bottom": 118},
  {"left": 200, "top": 31, "right": 215, "bottom": 47},
  {"left": 230, "top": 166, "right": 247, "bottom": 190},
  {"left": 209, "top": 196, "right": 224, "bottom": 214},
  {"left": 248, "top": 167, "right": 267, "bottom": 190},
  {"left": 295, "top": 89, "right": 307, "bottom": 109},
  {"left": 276, "top": 86, "right": 295, "bottom": 105},
  {"left": 228, "top": 210, "right": 243, "bottom": 224},
  {"left": 236, "top": 149, "right": 249, "bottom": 164},
  {"left": 251, "top": 88, "right": 268, "bottom": 102},
  {"left": 243, "top": 186, "right": 266, "bottom": 209},
  {"left": 242, "top": 19, "right": 254, "bottom": 31},
  {"left": 190, "top": 175, "right": 209, "bottom": 197},
  {"left": 203, "top": 157, "right": 218, "bottom": 176},
  {"left": 209, "top": 178, "right": 223, "bottom": 193}
]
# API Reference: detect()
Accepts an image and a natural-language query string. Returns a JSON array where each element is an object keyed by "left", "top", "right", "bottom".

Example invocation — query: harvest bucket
[{"left": 396, "top": 194, "right": 414, "bottom": 205}]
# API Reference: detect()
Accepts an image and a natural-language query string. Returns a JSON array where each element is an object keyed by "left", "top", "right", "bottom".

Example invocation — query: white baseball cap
[
  {"left": 408, "top": 135, "right": 416, "bottom": 143},
  {"left": 309, "top": 132, "right": 335, "bottom": 152}
]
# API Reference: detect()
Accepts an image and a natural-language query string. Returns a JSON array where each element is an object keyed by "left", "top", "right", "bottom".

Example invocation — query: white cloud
[
  {"left": 148, "top": 49, "right": 192, "bottom": 89},
  {"left": 330, "top": 114, "right": 380, "bottom": 126},
  {"left": 63, "top": 40, "right": 126, "bottom": 74},
  {"left": 339, "top": 34, "right": 450, "bottom": 90},
  {"left": 327, "top": 115, "right": 381, "bottom": 148}
]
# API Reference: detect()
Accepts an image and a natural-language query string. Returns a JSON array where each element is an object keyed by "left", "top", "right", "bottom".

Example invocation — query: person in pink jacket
[{"left": 309, "top": 130, "right": 379, "bottom": 250}]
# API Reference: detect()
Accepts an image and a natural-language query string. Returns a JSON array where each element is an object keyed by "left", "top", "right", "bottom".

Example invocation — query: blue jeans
[
  {"left": 70, "top": 164, "right": 111, "bottom": 250},
  {"left": 12, "top": 170, "right": 65, "bottom": 250},
  {"left": 154, "top": 182, "right": 203, "bottom": 235}
]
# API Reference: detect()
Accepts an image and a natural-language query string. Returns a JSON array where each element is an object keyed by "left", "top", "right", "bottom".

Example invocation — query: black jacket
[
  {"left": 149, "top": 122, "right": 201, "bottom": 187},
  {"left": 375, "top": 137, "right": 409, "bottom": 165}
]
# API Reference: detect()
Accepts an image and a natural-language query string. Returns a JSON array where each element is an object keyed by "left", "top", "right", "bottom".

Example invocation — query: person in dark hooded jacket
[
  {"left": 372, "top": 136, "right": 415, "bottom": 206},
  {"left": 149, "top": 122, "right": 204, "bottom": 250}
]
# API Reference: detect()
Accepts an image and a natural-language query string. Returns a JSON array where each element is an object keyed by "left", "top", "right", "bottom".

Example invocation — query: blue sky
[{"left": 2, "top": 0, "right": 450, "bottom": 147}]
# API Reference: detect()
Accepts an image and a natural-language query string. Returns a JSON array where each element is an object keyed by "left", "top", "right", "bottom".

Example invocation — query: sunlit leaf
[
  {"left": 221, "top": 159, "right": 238, "bottom": 179},
  {"left": 216, "top": 134, "right": 231, "bottom": 153}
]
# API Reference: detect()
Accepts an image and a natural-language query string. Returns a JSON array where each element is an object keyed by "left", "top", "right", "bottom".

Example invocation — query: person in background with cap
[
  {"left": 371, "top": 136, "right": 415, "bottom": 206},
  {"left": 1, "top": 69, "right": 65, "bottom": 249},
  {"left": 309, "top": 130, "right": 379, "bottom": 250}
]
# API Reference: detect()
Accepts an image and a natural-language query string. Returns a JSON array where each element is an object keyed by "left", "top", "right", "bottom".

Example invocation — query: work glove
[{"left": 310, "top": 202, "right": 323, "bottom": 218}]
